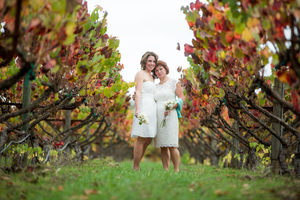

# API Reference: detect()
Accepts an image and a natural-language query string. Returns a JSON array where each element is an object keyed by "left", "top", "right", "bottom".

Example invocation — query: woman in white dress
[
  {"left": 131, "top": 51, "right": 158, "bottom": 171},
  {"left": 153, "top": 60, "right": 185, "bottom": 172}
]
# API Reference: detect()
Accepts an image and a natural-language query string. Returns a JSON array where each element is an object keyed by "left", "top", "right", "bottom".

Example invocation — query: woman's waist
[
  {"left": 155, "top": 99, "right": 176, "bottom": 102},
  {"left": 140, "top": 93, "right": 155, "bottom": 99}
]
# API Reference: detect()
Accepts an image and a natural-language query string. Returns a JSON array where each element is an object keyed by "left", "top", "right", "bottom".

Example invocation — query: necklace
[{"left": 159, "top": 76, "right": 169, "bottom": 84}]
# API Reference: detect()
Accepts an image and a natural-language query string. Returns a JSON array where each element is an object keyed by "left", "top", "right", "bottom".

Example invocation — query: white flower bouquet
[
  {"left": 136, "top": 113, "right": 149, "bottom": 125},
  {"left": 160, "top": 100, "right": 177, "bottom": 127}
]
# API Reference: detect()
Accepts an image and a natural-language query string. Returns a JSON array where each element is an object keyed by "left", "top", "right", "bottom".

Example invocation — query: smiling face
[
  {"left": 145, "top": 56, "right": 156, "bottom": 72},
  {"left": 154, "top": 65, "right": 167, "bottom": 79}
]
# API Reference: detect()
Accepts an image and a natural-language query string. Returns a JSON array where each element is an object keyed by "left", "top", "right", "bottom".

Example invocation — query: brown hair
[
  {"left": 140, "top": 51, "right": 158, "bottom": 70},
  {"left": 153, "top": 60, "right": 169, "bottom": 79}
]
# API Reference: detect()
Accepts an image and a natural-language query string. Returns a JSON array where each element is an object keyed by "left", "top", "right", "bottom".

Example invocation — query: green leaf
[
  {"left": 51, "top": 65, "right": 60, "bottom": 73},
  {"left": 103, "top": 87, "right": 112, "bottom": 98},
  {"left": 52, "top": 0, "right": 66, "bottom": 13},
  {"left": 64, "top": 34, "right": 75, "bottom": 45},
  {"left": 84, "top": 20, "right": 92, "bottom": 31},
  {"left": 262, "top": 19, "right": 271, "bottom": 30},
  {"left": 235, "top": 48, "right": 244, "bottom": 58}
]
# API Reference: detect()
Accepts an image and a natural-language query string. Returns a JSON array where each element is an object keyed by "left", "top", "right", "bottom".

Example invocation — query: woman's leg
[
  {"left": 132, "top": 137, "right": 150, "bottom": 170},
  {"left": 161, "top": 147, "right": 170, "bottom": 171},
  {"left": 169, "top": 147, "right": 180, "bottom": 172},
  {"left": 140, "top": 138, "right": 152, "bottom": 160}
]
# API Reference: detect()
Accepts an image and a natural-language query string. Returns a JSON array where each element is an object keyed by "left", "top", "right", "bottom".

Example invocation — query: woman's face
[
  {"left": 145, "top": 56, "right": 156, "bottom": 71},
  {"left": 155, "top": 65, "right": 167, "bottom": 79}
]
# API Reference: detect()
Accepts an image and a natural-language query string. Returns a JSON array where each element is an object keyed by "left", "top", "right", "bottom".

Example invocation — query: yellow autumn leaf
[
  {"left": 220, "top": 51, "right": 226, "bottom": 59},
  {"left": 65, "top": 21, "right": 76, "bottom": 36},
  {"left": 246, "top": 18, "right": 260, "bottom": 28},
  {"left": 242, "top": 28, "right": 253, "bottom": 42}
]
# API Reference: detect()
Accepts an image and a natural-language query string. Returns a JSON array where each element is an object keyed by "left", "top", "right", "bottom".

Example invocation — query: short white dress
[
  {"left": 131, "top": 81, "right": 157, "bottom": 138},
  {"left": 154, "top": 78, "right": 179, "bottom": 148}
]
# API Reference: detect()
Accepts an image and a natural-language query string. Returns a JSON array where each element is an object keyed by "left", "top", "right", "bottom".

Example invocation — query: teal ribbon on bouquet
[{"left": 176, "top": 98, "right": 183, "bottom": 118}]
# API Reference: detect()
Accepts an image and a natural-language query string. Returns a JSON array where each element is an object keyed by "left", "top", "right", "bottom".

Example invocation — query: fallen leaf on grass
[
  {"left": 58, "top": 185, "right": 64, "bottom": 191},
  {"left": 1, "top": 176, "right": 11, "bottom": 181},
  {"left": 55, "top": 168, "right": 61, "bottom": 174},
  {"left": 24, "top": 177, "right": 39, "bottom": 184},
  {"left": 27, "top": 167, "right": 34, "bottom": 172},
  {"left": 7, "top": 181, "right": 14, "bottom": 186},
  {"left": 215, "top": 189, "right": 228, "bottom": 196},
  {"left": 83, "top": 189, "right": 102, "bottom": 195}
]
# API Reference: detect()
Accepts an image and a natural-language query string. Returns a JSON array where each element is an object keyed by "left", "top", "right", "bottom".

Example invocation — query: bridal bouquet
[
  {"left": 136, "top": 113, "right": 149, "bottom": 125},
  {"left": 160, "top": 100, "right": 177, "bottom": 127}
]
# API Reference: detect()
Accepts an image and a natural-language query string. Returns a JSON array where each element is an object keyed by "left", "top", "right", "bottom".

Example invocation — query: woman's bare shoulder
[{"left": 135, "top": 70, "right": 145, "bottom": 77}]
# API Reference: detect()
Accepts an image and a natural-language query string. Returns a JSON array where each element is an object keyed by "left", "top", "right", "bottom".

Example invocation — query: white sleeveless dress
[
  {"left": 154, "top": 78, "right": 179, "bottom": 148},
  {"left": 131, "top": 81, "right": 157, "bottom": 138}
]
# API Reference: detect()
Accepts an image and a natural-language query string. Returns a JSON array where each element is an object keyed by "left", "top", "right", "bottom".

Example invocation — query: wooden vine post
[
  {"left": 271, "top": 78, "right": 283, "bottom": 174},
  {"left": 231, "top": 120, "right": 239, "bottom": 168},
  {"left": 21, "top": 71, "right": 32, "bottom": 166},
  {"left": 211, "top": 131, "right": 218, "bottom": 166},
  {"left": 64, "top": 110, "right": 71, "bottom": 157}
]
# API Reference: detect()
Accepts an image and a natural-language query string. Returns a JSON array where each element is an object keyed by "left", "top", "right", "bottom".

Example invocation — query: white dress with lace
[
  {"left": 154, "top": 78, "right": 179, "bottom": 148},
  {"left": 131, "top": 81, "right": 157, "bottom": 138}
]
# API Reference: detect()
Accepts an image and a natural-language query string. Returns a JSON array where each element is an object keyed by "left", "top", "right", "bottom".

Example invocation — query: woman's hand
[
  {"left": 164, "top": 110, "right": 171, "bottom": 116},
  {"left": 135, "top": 109, "right": 141, "bottom": 118},
  {"left": 132, "top": 91, "right": 136, "bottom": 101}
]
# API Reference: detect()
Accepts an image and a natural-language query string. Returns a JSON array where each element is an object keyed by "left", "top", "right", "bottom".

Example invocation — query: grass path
[{"left": 0, "top": 159, "right": 299, "bottom": 200}]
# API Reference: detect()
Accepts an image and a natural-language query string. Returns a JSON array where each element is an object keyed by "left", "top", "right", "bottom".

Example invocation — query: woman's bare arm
[
  {"left": 134, "top": 71, "right": 144, "bottom": 114},
  {"left": 173, "top": 82, "right": 185, "bottom": 109},
  {"left": 165, "top": 82, "right": 185, "bottom": 116}
]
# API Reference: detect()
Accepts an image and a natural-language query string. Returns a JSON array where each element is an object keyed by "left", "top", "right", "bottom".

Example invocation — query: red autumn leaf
[
  {"left": 272, "top": 1, "right": 281, "bottom": 11},
  {"left": 184, "top": 44, "right": 194, "bottom": 56},
  {"left": 26, "top": 18, "right": 41, "bottom": 33},
  {"left": 208, "top": 50, "right": 217, "bottom": 63},
  {"left": 291, "top": 91, "right": 300, "bottom": 112},
  {"left": 216, "top": 81, "right": 223, "bottom": 88},
  {"left": 187, "top": 21, "right": 195, "bottom": 27},
  {"left": 190, "top": 0, "right": 202, "bottom": 11},
  {"left": 276, "top": 69, "right": 288, "bottom": 83},
  {"left": 233, "top": 32, "right": 241, "bottom": 40},
  {"left": 215, "top": 22, "right": 223, "bottom": 32},
  {"left": 209, "top": 41, "right": 217, "bottom": 50},
  {"left": 41, "top": 59, "right": 56, "bottom": 73},
  {"left": 213, "top": 0, "right": 222, "bottom": 11},
  {"left": 271, "top": 63, "right": 275, "bottom": 68},
  {"left": 192, "top": 99, "right": 199, "bottom": 107},
  {"left": 3, "top": 13, "right": 15, "bottom": 32},
  {"left": 225, "top": 32, "right": 234, "bottom": 43},
  {"left": 286, "top": 70, "right": 298, "bottom": 87}
]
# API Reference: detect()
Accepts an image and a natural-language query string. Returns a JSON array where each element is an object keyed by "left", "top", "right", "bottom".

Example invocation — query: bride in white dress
[
  {"left": 131, "top": 51, "right": 158, "bottom": 171},
  {"left": 153, "top": 60, "right": 185, "bottom": 172}
]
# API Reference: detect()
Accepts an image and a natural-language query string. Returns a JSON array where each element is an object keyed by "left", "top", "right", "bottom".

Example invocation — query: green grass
[{"left": 0, "top": 159, "right": 299, "bottom": 200}]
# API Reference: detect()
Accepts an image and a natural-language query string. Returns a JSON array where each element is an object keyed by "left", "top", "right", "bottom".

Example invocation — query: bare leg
[
  {"left": 140, "top": 138, "right": 152, "bottom": 160},
  {"left": 132, "top": 137, "right": 151, "bottom": 170},
  {"left": 161, "top": 147, "right": 170, "bottom": 171},
  {"left": 169, "top": 147, "right": 180, "bottom": 172}
]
